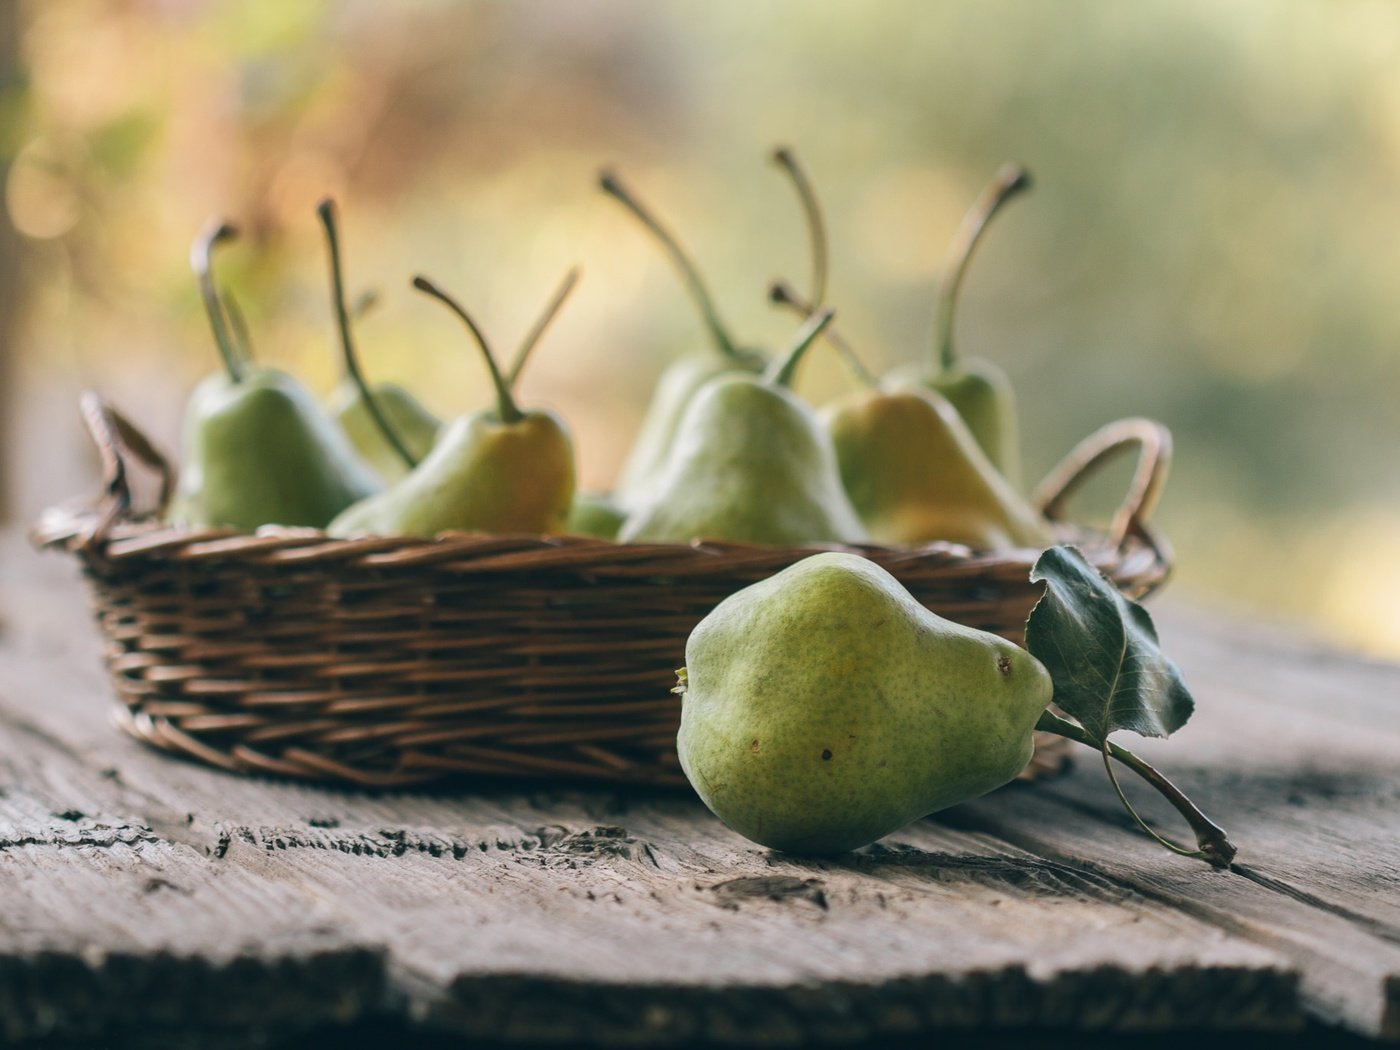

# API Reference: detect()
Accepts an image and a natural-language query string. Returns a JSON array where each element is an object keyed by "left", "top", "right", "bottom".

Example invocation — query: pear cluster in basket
[
  {"left": 168, "top": 201, "right": 579, "bottom": 538},
  {"left": 169, "top": 149, "right": 1051, "bottom": 552}
]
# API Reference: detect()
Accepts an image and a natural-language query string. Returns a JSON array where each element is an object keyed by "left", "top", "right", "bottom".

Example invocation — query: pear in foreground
[{"left": 676, "top": 552, "right": 1052, "bottom": 854}]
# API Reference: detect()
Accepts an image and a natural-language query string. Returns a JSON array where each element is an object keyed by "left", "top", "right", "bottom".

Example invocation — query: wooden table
[{"left": 2, "top": 532, "right": 1398, "bottom": 1048}]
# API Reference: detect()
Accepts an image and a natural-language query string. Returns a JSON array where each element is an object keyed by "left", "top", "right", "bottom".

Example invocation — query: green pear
[
  {"left": 564, "top": 492, "right": 628, "bottom": 539},
  {"left": 173, "top": 370, "right": 380, "bottom": 531},
  {"left": 676, "top": 552, "right": 1053, "bottom": 854},
  {"left": 600, "top": 170, "right": 769, "bottom": 509},
  {"left": 822, "top": 382, "right": 1050, "bottom": 549},
  {"left": 619, "top": 310, "right": 868, "bottom": 547},
  {"left": 329, "top": 380, "right": 441, "bottom": 483},
  {"left": 885, "top": 164, "right": 1031, "bottom": 488},
  {"left": 328, "top": 274, "right": 576, "bottom": 538},
  {"left": 169, "top": 221, "right": 378, "bottom": 531},
  {"left": 614, "top": 353, "right": 761, "bottom": 509},
  {"left": 315, "top": 199, "right": 441, "bottom": 484}
]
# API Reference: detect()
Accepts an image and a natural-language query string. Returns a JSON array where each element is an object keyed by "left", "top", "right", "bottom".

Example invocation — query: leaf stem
[
  {"left": 317, "top": 198, "right": 417, "bottom": 470},
  {"left": 1035, "top": 710, "right": 1237, "bottom": 868}
]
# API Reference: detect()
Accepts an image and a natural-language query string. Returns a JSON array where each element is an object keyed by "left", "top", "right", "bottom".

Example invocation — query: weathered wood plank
[
  {"left": 0, "top": 725, "right": 390, "bottom": 1043},
  {"left": 9, "top": 537, "right": 1400, "bottom": 1042},
  {"left": 944, "top": 607, "right": 1400, "bottom": 1040},
  {"left": 0, "top": 643, "right": 1297, "bottom": 1043},
  {"left": 0, "top": 541, "right": 1309, "bottom": 1044}
]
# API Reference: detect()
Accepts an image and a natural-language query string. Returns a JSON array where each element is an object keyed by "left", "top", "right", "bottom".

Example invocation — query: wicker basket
[{"left": 30, "top": 394, "right": 1174, "bottom": 789}]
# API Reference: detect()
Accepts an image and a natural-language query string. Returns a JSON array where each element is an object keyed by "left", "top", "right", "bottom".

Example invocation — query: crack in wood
[
  {"left": 1229, "top": 864, "right": 1400, "bottom": 949},
  {"left": 205, "top": 821, "right": 657, "bottom": 867},
  {"left": 708, "top": 876, "right": 829, "bottom": 910},
  {"left": 1008, "top": 779, "right": 1400, "bottom": 948},
  {"left": 0, "top": 824, "right": 158, "bottom": 852}
]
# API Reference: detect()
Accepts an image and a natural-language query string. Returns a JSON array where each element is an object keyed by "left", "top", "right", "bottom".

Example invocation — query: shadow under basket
[{"left": 31, "top": 395, "right": 1175, "bottom": 789}]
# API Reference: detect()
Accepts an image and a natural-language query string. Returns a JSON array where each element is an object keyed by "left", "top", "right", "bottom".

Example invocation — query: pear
[
  {"left": 329, "top": 382, "right": 441, "bottom": 483},
  {"left": 618, "top": 310, "right": 868, "bottom": 547},
  {"left": 600, "top": 170, "right": 768, "bottom": 510},
  {"left": 564, "top": 492, "right": 628, "bottom": 540},
  {"left": 822, "top": 382, "right": 1051, "bottom": 550},
  {"left": 327, "top": 274, "right": 576, "bottom": 538},
  {"left": 316, "top": 199, "right": 441, "bottom": 484},
  {"left": 676, "top": 552, "right": 1052, "bottom": 854},
  {"left": 884, "top": 164, "right": 1031, "bottom": 488},
  {"left": 169, "top": 221, "right": 379, "bottom": 531}
]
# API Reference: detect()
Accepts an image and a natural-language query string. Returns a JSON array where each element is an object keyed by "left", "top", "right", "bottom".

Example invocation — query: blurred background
[{"left": 2, "top": 0, "right": 1399, "bottom": 656}]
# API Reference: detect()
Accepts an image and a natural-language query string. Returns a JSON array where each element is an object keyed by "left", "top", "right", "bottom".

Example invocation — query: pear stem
[
  {"left": 932, "top": 163, "right": 1030, "bottom": 374},
  {"left": 412, "top": 275, "right": 522, "bottom": 425},
  {"left": 768, "top": 279, "right": 877, "bottom": 388},
  {"left": 770, "top": 146, "right": 828, "bottom": 308},
  {"left": 317, "top": 199, "right": 417, "bottom": 470},
  {"left": 1035, "top": 710, "right": 1237, "bottom": 868},
  {"left": 763, "top": 307, "right": 834, "bottom": 389},
  {"left": 599, "top": 169, "right": 742, "bottom": 363},
  {"left": 190, "top": 219, "right": 244, "bottom": 384},
  {"left": 506, "top": 266, "right": 581, "bottom": 389},
  {"left": 223, "top": 290, "right": 253, "bottom": 367}
]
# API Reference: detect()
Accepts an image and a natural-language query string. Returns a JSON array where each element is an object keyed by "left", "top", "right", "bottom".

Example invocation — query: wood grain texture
[{"left": 2, "top": 534, "right": 1398, "bottom": 1044}]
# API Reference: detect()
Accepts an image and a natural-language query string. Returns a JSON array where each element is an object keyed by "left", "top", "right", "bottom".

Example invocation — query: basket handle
[
  {"left": 1031, "top": 417, "right": 1172, "bottom": 555},
  {"left": 76, "top": 391, "right": 175, "bottom": 548}
]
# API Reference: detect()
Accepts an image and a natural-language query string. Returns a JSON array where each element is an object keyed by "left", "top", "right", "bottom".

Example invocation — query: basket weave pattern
[{"left": 33, "top": 397, "right": 1174, "bottom": 788}]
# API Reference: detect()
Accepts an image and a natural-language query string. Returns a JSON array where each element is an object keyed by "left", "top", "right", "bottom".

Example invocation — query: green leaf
[{"left": 1026, "top": 545, "right": 1193, "bottom": 745}]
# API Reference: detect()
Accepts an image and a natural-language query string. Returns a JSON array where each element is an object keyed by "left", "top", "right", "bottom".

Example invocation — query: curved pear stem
[
  {"left": 412, "top": 275, "right": 522, "bottom": 424},
  {"left": 1035, "top": 710, "right": 1237, "bottom": 868},
  {"left": 223, "top": 290, "right": 253, "bottom": 367},
  {"left": 507, "top": 266, "right": 581, "bottom": 389},
  {"left": 599, "top": 169, "right": 742, "bottom": 363},
  {"left": 932, "top": 163, "right": 1030, "bottom": 374},
  {"left": 190, "top": 219, "right": 244, "bottom": 383},
  {"left": 768, "top": 279, "right": 877, "bottom": 388},
  {"left": 317, "top": 198, "right": 417, "bottom": 470},
  {"left": 763, "top": 307, "right": 834, "bottom": 389},
  {"left": 770, "top": 146, "right": 828, "bottom": 309}
]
